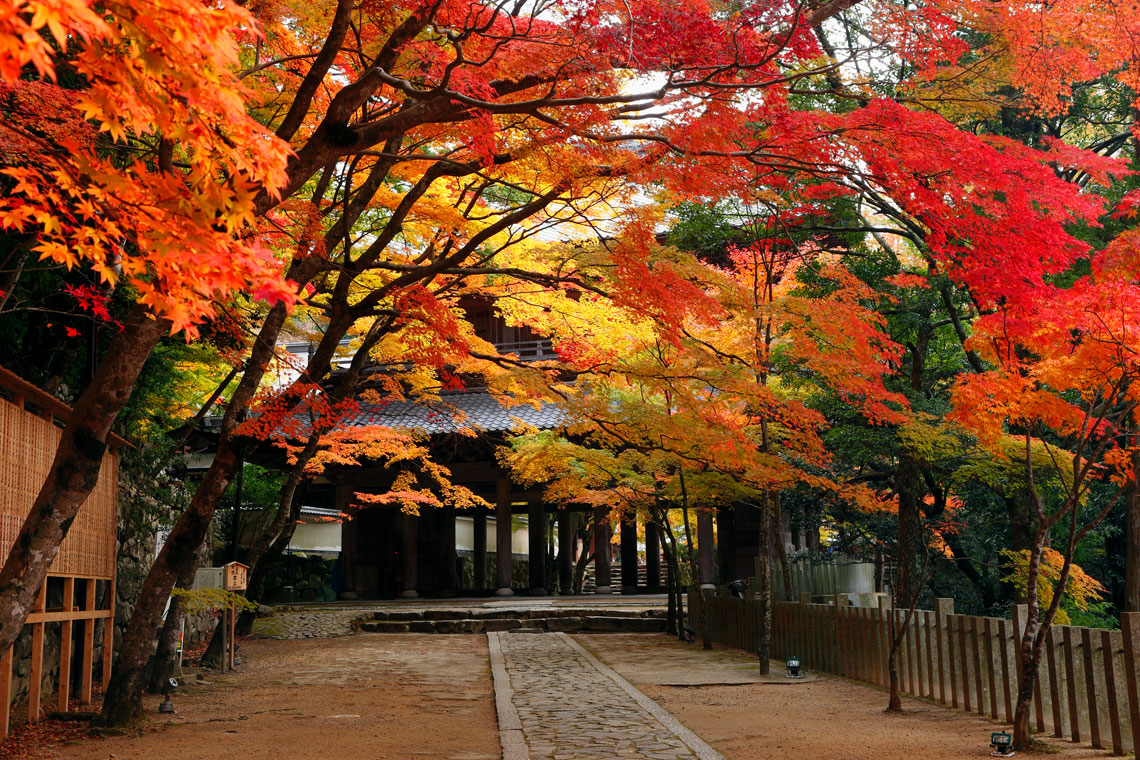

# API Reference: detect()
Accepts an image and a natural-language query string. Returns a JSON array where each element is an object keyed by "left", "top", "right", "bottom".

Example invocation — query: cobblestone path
[
  {"left": 251, "top": 609, "right": 364, "bottom": 639},
  {"left": 491, "top": 632, "right": 722, "bottom": 760}
]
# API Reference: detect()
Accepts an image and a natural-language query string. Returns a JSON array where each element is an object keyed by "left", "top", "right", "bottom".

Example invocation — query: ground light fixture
[
  {"left": 158, "top": 678, "right": 178, "bottom": 714},
  {"left": 785, "top": 657, "right": 805, "bottom": 678},
  {"left": 989, "top": 732, "right": 1014, "bottom": 757}
]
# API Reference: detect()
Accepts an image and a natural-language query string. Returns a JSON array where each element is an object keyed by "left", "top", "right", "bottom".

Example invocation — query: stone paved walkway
[
  {"left": 491, "top": 632, "right": 722, "bottom": 760},
  {"left": 251, "top": 609, "right": 364, "bottom": 639}
]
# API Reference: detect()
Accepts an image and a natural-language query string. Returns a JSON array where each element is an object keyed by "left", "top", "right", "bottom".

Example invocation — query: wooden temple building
[
  {"left": 284, "top": 299, "right": 761, "bottom": 600},
  {"left": 329, "top": 388, "right": 674, "bottom": 598}
]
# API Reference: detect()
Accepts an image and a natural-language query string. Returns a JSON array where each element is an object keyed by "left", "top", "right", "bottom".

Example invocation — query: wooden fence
[
  {"left": 694, "top": 590, "right": 1140, "bottom": 755},
  {"left": 0, "top": 368, "right": 118, "bottom": 738}
]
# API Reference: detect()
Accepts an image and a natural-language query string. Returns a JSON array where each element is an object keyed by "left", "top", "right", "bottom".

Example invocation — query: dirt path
[
  {"left": 21, "top": 635, "right": 498, "bottom": 760},
  {"left": 576, "top": 634, "right": 1104, "bottom": 760},
  {"left": 7, "top": 628, "right": 1118, "bottom": 760}
]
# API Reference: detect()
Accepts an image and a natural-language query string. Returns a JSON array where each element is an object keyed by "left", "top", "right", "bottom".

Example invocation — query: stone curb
[
  {"left": 487, "top": 632, "right": 529, "bottom": 760},
  {"left": 558, "top": 632, "right": 725, "bottom": 760}
]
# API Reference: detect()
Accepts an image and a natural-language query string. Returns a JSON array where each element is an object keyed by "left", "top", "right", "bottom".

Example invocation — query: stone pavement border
[
  {"left": 487, "top": 631, "right": 725, "bottom": 760},
  {"left": 558, "top": 633, "right": 724, "bottom": 760},
  {"left": 487, "top": 632, "right": 529, "bottom": 760}
]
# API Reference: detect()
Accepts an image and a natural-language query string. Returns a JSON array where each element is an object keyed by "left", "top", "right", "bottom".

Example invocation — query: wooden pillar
[
  {"left": 400, "top": 512, "right": 420, "bottom": 598},
  {"left": 473, "top": 507, "right": 488, "bottom": 591},
  {"left": 81, "top": 580, "right": 95, "bottom": 705},
  {"left": 716, "top": 506, "right": 735, "bottom": 584},
  {"left": 620, "top": 515, "right": 638, "bottom": 594},
  {"left": 0, "top": 644, "right": 10, "bottom": 738},
  {"left": 528, "top": 499, "right": 547, "bottom": 595},
  {"left": 28, "top": 583, "right": 45, "bottom": 723},
  {"left": 593, "top": 507, "right": 612, "bottom": 594},
  {"left": 227, "top": 603, "right": 236, "bottom": 670},
  {"left": 696, "top": 509, "right": 715, "bottom": 588},
  {"left": 495, "top": 478, "right": 514, "bottom": 595},
  {"left": 558, "top": 510, "right": 575, "bottom": 594},
  {"left": 439, "top": 505, "right": 458, "bottom": 595},
  {"left": 338, "top": 488, "right": 358, "bottom": 593},
  {"left": 102, "top": 578, "right": 114, "bottom": 691},
  {"left": 645, "top": 521, "right": 661, "bottom": 590},
  {"left": 58, "top": 577, "right": 74, "bottom": 712}
]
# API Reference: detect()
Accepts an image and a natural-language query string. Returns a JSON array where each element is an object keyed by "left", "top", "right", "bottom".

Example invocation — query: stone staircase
[
  {"left": 357, "top": 607, "right": 666, "bottom": 634},
  {"left": 581, "top": 562, "right": 648, "bottom": 593}
]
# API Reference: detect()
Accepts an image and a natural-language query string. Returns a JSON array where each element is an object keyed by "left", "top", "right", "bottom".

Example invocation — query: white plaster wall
[
  {"left": 456, "top": 515, "right": 529, "bottom": 553},
  {"left": 288, "top": 521, "right": 342, "bottom": 554}
]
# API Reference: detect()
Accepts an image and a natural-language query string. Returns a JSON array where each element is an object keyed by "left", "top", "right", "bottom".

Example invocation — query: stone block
[
  {"left": 583, "top": 616, "right": 666, "bottom": 632},
  {"left": 474, "top": 609, "right": 523, "bottom": 620},
  {"left": 457, "top": 620, "right": 486, "bottom": 633},
  {"left": 409, "top": 621, "right": 437, "bottom": 633},
  {"left": 361, "top": 621, "right": 410, "bottom": 633},
  {"left": 376, "top": 610, "right": 424, "bottom": 621},
  {"left": 482, "top": 619, "right": 523, "bottom": 631},
  {"left": 544, "top": 616, "right": 584, "bottom": 632}
]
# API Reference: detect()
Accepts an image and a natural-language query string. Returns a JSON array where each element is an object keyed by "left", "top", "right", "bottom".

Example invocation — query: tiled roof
[{"left": 342, "top": 390, "right": 564, "bottom": 435}]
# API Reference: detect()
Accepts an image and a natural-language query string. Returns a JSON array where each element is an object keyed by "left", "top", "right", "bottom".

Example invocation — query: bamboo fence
[{"left": 0, "top": 367, "right": 118, "bottom": 738}]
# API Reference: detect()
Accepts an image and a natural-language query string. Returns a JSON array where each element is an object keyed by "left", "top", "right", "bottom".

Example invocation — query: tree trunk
[
  {"left": 1012, "top": 638, "right": 1042, "bottom": 748},
  {"left": 658, "top": 511, "right": 685, "bottom": 638},
  {"left": 99, "top": 302, "right": 291, "bottom": 726},
  {"left": 147, "top": 560, "right": 199, "bottom": 693},
  {"left": 895, "top": 451, "right": 922, "bottom": 605},
  {"left": 887, "top": 617, "right": 902, "bottom": 712},
  {"left": 0, "top": 306, "right": 168, "bottom": 656},
  {"left": 772, "top": 496, "right": 793, "bottom": 602},
  {"left": 1126, "top": 418, "right": 1140, "bottom": 611},
  {"left": 1013, "top": 524, "right": 1048, "bottom": 749},
  {"left": 237, "top": 506, "right": 302, "bottom": 636},
  {"left": 679, "top": 495, "right": 710, "bottom": 650},
  {"left": 756, "top": 491, "right": 772, "bottom": 675}
]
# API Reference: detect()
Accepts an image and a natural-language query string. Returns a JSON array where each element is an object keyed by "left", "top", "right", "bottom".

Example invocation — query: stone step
[
  {"left": 371, "top": 608, "right": 666, "bottom": 622},
  {"left": 358, "top": 615, "right": 666, "bottom": 634}
]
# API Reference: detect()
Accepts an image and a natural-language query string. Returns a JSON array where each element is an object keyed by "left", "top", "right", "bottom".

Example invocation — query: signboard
[{"left": 222, "top": 561, "right": 249, "bottom": 591}]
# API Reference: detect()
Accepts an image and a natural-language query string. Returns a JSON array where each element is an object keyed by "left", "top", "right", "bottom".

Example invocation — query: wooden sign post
[{"left": 221, "top": 562, "right": 248, "bottom": 671}]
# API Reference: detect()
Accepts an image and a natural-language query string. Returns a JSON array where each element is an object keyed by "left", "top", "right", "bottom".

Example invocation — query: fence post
[
  {"left": 935, "top": 598, "right": 953, "bottom": 705},
  {"left": 998, "top": 618, "right": 1014, "bottom": 723},
  {"left": 1100, "top": 629, "right": 1124, "bottom": 756},
  {"left": 1120, "top": 612, "right": 1140, "bottom": 754},
  {"left": 1046, "top": 626, "right": 1064, "bottom": 738},
  {"left": 1080, "top": 627, "right": 1103, "bottom": 749},
  {"left": 1062, "top": 626, "right": 1081, "bottom": 742},
  {"left": 985, "top": 618, "right": 998, "bottom": 719},
  {"left": 831, "top": 594, "right": 841, "bottom": 675},
  {"left": 971, "top": 616, "right": 984, "bottom": 715},
  {"left": 878, "top": 595, "right": 893, "bottom": 688},
  {"left": 1011, "top": 604, "right": 1028, "bottom": 722}
]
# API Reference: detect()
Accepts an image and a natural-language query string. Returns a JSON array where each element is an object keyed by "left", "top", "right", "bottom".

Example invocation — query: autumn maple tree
[
  {"left": 6, "top": 0, "right": 1140, "bottom": 737},
  {"left": 0, "top": 0, "right": 296, "bottom": 662},
  {"left": 100, "top": 0, "right": 957, "bottom": 725}
]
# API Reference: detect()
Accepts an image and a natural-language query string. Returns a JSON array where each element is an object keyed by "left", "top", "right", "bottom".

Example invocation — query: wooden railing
[
  {"left": 692, "top": 589, "right": 1140, "bottom": 755},
  {"left": 495, "top": 339, "right": 556, "bottom": 361}
]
